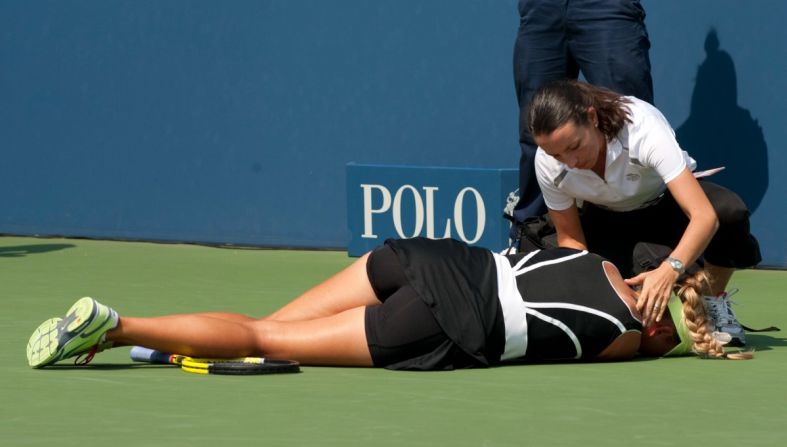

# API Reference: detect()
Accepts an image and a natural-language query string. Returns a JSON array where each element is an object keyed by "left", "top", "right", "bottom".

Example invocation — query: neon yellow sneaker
[{"left": 27, "top": 297, "right": 119, "bottom": 368}]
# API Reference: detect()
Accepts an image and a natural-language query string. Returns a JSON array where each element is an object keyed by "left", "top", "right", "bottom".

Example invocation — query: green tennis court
[{"left": 2, "top": 236, "right": 785, "bottom": 446}]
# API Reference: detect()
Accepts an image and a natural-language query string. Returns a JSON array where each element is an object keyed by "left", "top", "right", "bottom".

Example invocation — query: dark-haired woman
[{"left": 527, "top": 80, "right": 760, "bottom": 345}]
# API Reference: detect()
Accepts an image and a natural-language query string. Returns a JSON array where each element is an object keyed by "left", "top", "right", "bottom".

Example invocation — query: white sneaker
[{"left": 703, "top": 289, "right": 745, "bottom": 347}]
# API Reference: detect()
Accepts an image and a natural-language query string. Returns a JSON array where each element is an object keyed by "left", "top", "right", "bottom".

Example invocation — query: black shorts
[{"left": 364, "top": 245, "right": 477, "bottom": 370}]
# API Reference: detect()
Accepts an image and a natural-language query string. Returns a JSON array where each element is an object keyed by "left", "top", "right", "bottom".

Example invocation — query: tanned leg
[
  {"left": 166, "top": 252, "right": 379, "bottom": 324},
  {"left": 107, "top": 307, "right": 373, "bottom": 366},
  {"left": 264, "top": 252, "right": 380, "bottom": 322},
  {"left": 704, "top": 262, "right": 735, "bottom": 296},
  {"left": 106, "top": 252, "right": 383, "bottom": 365}
]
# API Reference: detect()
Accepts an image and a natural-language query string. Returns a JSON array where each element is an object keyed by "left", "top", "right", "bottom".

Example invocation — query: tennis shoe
[
  {"left": 27, "top": 297, "right": 118, "bottom": 368},
  {"left": 703, "top": 289, "right": 745, "bottom": 347}
]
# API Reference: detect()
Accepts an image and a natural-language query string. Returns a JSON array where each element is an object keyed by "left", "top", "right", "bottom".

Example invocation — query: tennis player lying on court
[{"left": 27, "top": 237, "right": 750, "bottom": 370}]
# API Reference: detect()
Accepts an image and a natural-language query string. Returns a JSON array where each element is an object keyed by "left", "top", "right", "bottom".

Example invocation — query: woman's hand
[
  {"left": 624, "top": 262, "right": 679, "bottom": 327},
  {"left": 624, "top": 169, "right": 717, "bottom": 327}
]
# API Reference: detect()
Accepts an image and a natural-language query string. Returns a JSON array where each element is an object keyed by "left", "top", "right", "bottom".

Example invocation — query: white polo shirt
[{"left": 535, "top": 96, "right": 697, "bottom": 212}]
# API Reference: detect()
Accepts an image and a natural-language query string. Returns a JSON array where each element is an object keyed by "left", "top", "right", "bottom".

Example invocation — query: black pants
[{"left": 581, "top": 181, "right": 761, "bottom": 277}]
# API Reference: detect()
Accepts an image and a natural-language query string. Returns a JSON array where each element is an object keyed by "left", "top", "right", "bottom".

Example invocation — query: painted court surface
[{"left": 2, "top": 236, "right": 785, "bottom": 446}]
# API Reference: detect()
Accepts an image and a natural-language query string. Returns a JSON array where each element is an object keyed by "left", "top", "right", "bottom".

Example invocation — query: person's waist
[
  {"left": 492, "top": 253, "right": 529, "bottom": 361},
  {"left": 584, "top": 192, "right": 666, "bottom": 212}
]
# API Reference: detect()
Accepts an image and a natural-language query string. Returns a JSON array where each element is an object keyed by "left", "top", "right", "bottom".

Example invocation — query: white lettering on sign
[
  {"left": 359, "top": 184, "right": 486, "bottom": 244},
  {"left": 361, "top": 184, "right": 391, "bottom": 239},
  {"left": 392, "top": 185, "right": 423, "bottom": 238},
  {"left": 453, "top": 187, "right": 485, "bottom": 243}
]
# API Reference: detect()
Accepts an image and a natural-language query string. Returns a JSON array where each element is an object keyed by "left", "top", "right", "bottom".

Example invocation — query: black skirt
[{"left": 383, "top": 238, "right": 506, "bottom": 369}]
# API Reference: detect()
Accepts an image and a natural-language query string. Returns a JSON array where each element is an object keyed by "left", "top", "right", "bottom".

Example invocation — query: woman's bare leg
[
  {"left": 106, "top": 251, "right": 382, "bottom": 364},
  {"left": 191, "top": 312, "right": 256, "bottom": 322},
  {"left": 704, "top": 262, "right": 735, "bottom": 295},
  {"left": 191, "top": 252, "right": 381, "bottom": 323},
  {"left": 107, "top": 307, "right": 373, "bottom": 366},
  {"left": 252, "top": 308, "right": 372, "bottom": 365},
  {"left": 264, "top": 252, "right": 380, "bottom": 322}
]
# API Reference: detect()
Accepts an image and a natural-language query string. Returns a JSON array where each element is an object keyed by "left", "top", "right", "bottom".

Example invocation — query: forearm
[
  {"left": 670, "top": 210, "right": 718, "bottom": 267},
  {"left": 664, "top": 169, "right": 720, "bottom": 268},
  {"left": 549, "top": 206, "right": 587, "bottom": 250}
]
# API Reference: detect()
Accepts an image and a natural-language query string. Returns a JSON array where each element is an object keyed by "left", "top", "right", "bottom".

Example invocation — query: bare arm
[
  {"left": 594, "top": 332, "right": 640, "bottom": 361},
  {"left": 663, "top": 168, "right": 719, "bottom": 268},
  {"left": 595, "top": 261, "right": 642, "bottom": 361},
  {"left": 625, "top": 168, "right": 719, "bottom": 325},
  {"left": 548, "top": 203, "right": 587, "bottom": 250}
]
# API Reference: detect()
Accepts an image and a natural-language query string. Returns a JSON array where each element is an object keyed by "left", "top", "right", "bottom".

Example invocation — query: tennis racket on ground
[
  {"left": 130, "top": 346, "right": 301, "bottom": 375},
  {"left": 180, "top": 356, "right": 300, "bottom": 375}
]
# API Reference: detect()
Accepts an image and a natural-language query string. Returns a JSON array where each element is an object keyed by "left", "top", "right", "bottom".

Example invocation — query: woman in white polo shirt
[{"left": 527, "top": 80, "right": 760, "bottom": 344}]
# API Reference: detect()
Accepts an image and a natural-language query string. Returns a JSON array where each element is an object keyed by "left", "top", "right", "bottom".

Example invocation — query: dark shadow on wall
[{"left": 675, "top": 28, "right": 768, "bottom": 213}]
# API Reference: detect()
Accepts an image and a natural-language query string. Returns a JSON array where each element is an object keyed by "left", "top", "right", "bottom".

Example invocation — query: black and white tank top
[{"left": 493, "top": 248, "right": 642, "bottom": 361}]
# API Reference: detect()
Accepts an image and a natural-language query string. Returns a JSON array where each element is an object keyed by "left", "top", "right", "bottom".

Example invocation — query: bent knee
[
  {"left": 706, "top": 186, "right": 750, "bottom": 226},
  {"left": 713, "top": 197, "right": 750, "bottom": 226}
]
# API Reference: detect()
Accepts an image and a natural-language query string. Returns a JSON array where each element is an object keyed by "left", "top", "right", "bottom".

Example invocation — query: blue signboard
[{"left": 346, "top": 163, "right": 518, "bottom": 256}]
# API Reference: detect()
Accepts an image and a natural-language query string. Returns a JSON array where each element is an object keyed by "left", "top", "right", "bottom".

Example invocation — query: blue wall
[{"left": 1, "top": 1, "right": 785, "bottom": 266}]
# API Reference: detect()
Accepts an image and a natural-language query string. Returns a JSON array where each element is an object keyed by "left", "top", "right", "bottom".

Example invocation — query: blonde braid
[{"left": 675, "top": 271, "right": 753, "bottom": 360}]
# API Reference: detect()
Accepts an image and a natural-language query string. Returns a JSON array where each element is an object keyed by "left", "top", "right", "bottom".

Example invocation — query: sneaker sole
[{"left": 27, "top": 317, "right": 63, "bottom": 368}]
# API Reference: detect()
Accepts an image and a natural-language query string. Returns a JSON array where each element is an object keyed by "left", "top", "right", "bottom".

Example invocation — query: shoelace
[
  {"left": 716, "top": 289, "right": 741, "bottom": 324},
  {"left": 706, "top": 301, "right": 726, "bottom": 326},
  {"left": 706, "top": 290, "right": 780, "bottom": 334},
  {"left": 74, "top": 345, "right": 99, "bottom": 366},
  {"left": 706, "top": 289, "right": 741, "bottom": 326}
]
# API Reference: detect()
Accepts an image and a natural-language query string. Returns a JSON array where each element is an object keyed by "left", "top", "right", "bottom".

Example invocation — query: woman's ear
[{"left": 587, "top": 106, "right": 598, "bottom": 128}]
